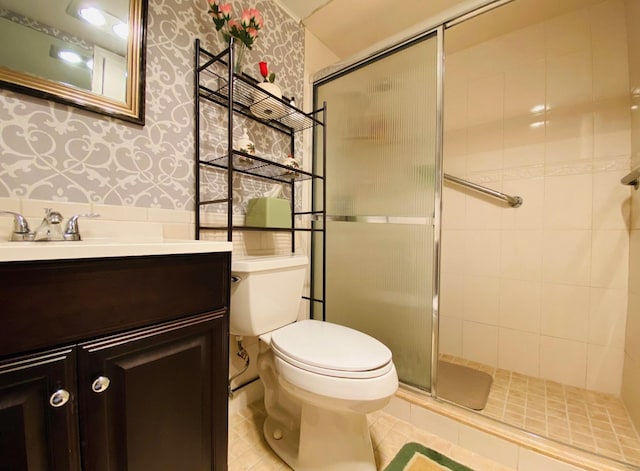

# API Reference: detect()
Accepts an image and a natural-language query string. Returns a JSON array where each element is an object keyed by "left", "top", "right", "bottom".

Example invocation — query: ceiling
[
  {"left": 274, "top": 0, "right": 471, "bottom": 59},
  {"left": 272, "top": 0, "right": 332, "bottom": 22},
  {"left": 276, "top": 0, "right": 611, "bottom": 61}
]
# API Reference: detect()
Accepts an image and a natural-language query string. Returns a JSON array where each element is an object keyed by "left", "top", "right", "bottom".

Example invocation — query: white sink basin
[{"left": 0, "top": 239, "right": 232, "bottom": 262}]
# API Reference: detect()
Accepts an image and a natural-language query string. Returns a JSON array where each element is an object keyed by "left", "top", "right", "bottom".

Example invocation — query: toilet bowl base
[{"left": 264, "top": 402, "right": 377, "bottom": 471}]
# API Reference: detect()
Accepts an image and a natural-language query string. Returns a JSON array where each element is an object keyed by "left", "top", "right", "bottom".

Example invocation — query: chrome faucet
[
  {"left": 34, "top": 208, "right": 64, "bottom": 241},
  {"left": 0, "top": 210, "right": 34, "bottom": 241},
  {"left": 62, "top": 212, "right": 100, "bottom": 241},
  {"left": 0, "top": 209, "right": 99, "bottom": 241}
]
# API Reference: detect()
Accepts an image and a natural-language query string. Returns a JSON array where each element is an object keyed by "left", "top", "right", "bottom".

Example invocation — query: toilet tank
[{"left": 230, "top": 254, "right": 308, "bottom": 336}]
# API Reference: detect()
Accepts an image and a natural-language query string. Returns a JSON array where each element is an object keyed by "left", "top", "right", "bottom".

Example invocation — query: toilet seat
[
  {"left": 270, "top": 320, "right": 393, "bottom": 379},
  {"left": 273, "top": 354, "right": 398, "bottom": 402}
]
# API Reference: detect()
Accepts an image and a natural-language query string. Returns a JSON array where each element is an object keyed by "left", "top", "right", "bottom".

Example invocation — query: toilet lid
[{"left": 270, "top": 320, "right": 393, "bottom": 378}]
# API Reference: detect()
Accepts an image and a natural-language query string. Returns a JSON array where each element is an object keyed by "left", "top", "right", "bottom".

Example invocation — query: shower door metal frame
[
  {"left": 430, "top": 25, "right": 444, "bottom": 399},
  {"left": 313, "top": 27, "right": 445, "bottom": 395}
]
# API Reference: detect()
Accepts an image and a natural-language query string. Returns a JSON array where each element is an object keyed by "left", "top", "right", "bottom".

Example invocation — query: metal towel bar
[
  {"left": 323, "top": 215, "right": 433, "bottom": 225},
  {"left": 444, "top": 173, "right": 523, "bottom": 208},
  {"left": 621, "top": 167, "right": 640, "bottom": 190}
]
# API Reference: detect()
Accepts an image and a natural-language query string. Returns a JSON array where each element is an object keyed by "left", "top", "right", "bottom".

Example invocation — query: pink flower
[
  {"left": 240, "top": 8, "right": 263, "bottom": 28},
  {"left": 251, "top": 9, "right": 264, "bottom": 28},
  {"left": 219, "top": 3, "right": 232, "bottom": 18},
  {"left": 240, "top": 9, "right": 252, "bottom": 27},
  {"left": 206, "top": 2, "right": 263, "bottom": 49}
]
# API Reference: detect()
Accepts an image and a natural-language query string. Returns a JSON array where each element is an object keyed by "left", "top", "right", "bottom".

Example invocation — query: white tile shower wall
[
  {"left": 440, "top": 0, "right": 632, "bottom": 395},
  {"left": 625, "top": 226, "right": 640, "bottom": 428},
  {"left": 622, "top": 0, "right": 640, "bottom": 430}
]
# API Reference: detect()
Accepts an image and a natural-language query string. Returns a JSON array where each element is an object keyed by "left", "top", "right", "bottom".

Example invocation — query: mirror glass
[{"left": 0, "top": 0, "right": 147, "bottom": 124}]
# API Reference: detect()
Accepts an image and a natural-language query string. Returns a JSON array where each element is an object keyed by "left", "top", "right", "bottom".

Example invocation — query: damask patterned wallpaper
[{"left": 0, "top": 0, "right": 305, "bottom": 210}]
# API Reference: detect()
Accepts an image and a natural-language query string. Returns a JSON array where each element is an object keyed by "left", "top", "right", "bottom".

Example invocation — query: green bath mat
[{"left": 384, "top": 442, "right": 474, "bottom": 471}]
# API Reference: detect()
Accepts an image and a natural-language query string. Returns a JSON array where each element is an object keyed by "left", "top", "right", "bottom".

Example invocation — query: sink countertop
[{"left": 0, "top": 239, "right": 232, "bottom": 262}]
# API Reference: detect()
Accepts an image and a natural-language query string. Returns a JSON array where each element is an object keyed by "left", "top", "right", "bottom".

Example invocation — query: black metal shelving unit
[{"left": 194, "top": 38, "right": 326, "bottom": 319}]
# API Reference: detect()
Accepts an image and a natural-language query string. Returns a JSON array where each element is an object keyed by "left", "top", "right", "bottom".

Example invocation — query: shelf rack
[{"left": 194, "top": 38, "right": 326, "bottom": 319}]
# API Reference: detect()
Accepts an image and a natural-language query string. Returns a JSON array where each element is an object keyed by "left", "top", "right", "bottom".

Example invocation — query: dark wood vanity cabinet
[
  {"left": 78, "top": 312, "right": 227, "bottom": 471},
  {"left": 0, "top": 347, "right": 80, "bottom": 471},
  {"left": 0, "top": 251, "right": 230, "bottom": 471}
]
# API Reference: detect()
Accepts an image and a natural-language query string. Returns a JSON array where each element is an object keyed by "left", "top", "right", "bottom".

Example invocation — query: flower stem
[{"left": 234, "top": 44, "right": 246, "bottom": 74}]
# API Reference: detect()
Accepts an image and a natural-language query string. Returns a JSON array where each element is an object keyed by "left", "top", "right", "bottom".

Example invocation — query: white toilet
[{"left": 230, "top": 254, "right": 398, "bottom": 471}]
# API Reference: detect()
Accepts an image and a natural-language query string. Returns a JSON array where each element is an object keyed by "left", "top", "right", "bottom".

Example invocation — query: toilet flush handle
[{"left": 231, "top": 275, "right": 242, "bottom": 283}]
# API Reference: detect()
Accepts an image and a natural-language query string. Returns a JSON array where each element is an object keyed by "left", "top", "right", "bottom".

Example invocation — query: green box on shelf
[{"left": 246, "top": 198, "right": 291, "bottom": 228}]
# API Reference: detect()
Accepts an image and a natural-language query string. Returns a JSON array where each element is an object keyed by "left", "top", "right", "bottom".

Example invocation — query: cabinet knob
[
  {"left": 91, "top": 376, "right": 111, "bottom": 393},
  {"left": 49, "top": 389, "right": 70, "bottom": 408}
]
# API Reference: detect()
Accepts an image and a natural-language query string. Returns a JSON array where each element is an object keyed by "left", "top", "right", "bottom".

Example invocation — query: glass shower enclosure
[{"left": 313, "top": 31, "right": 441, "bottom": 391}]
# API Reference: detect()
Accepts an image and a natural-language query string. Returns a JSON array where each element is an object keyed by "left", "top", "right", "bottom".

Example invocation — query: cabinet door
[
  {"left": 0, "top": 347, "right": 81, "bottom": 471},
  {"left": 78, "top": 311, "right": 228, "bottom": 471}
]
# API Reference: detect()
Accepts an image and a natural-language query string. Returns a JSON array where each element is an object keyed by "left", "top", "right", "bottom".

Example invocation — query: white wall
[{"left": 440, "top": 0, "right": 632, "bottom": 395}]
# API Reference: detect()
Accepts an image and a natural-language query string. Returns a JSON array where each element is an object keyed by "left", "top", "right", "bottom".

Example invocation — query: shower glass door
[{"left": 314, "top": 32, "right": 440, "bottom": 391}]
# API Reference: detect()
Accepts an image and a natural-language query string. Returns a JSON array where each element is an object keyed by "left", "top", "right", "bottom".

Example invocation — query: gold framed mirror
[{"left": 0, "top": 0, "right": 148, "bottom": 124}]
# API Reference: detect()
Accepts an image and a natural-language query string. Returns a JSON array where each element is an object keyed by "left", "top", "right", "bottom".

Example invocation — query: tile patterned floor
[
  {"left": 228, "top": 401, "right": 515, "bottom": 471},
  {"left": 440, "top": 354, "right": 640, "bottom": 467}
]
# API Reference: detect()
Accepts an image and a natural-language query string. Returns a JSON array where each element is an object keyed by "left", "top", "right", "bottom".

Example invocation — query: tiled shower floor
[{"left": 441, "top": 354, "right": 640, "bottom": 467}]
